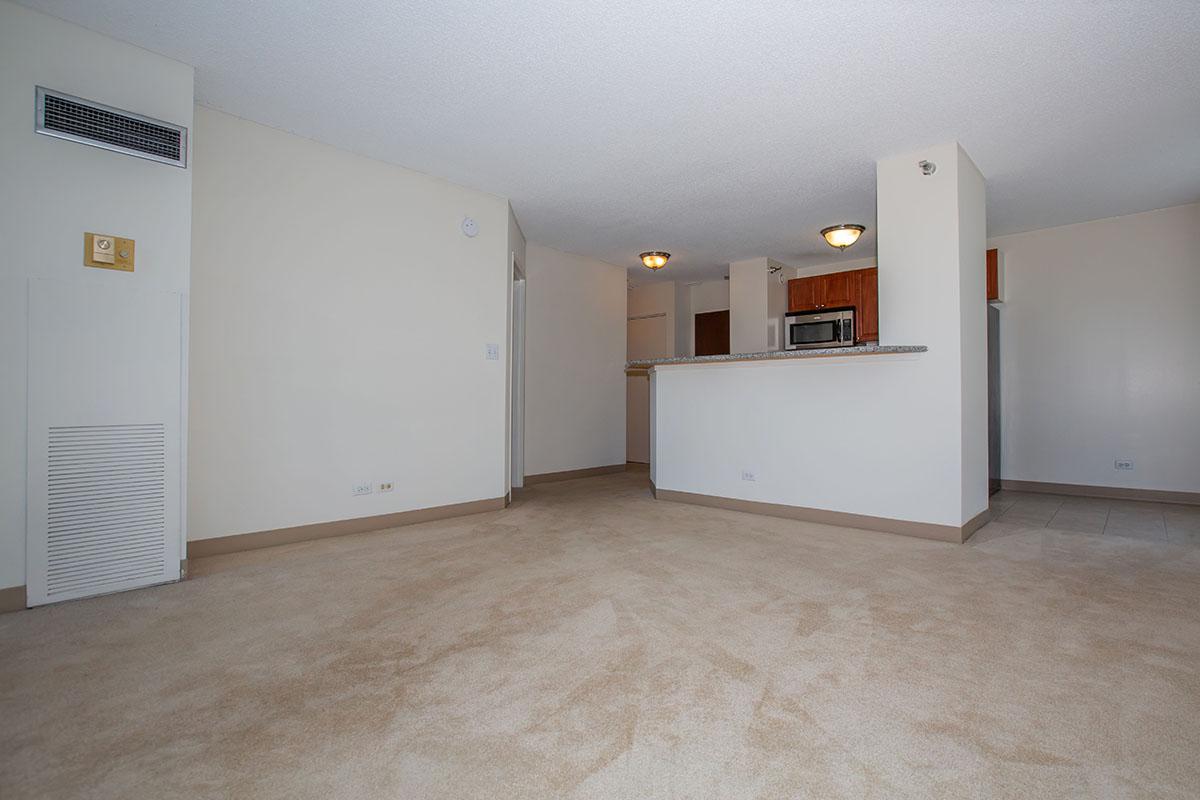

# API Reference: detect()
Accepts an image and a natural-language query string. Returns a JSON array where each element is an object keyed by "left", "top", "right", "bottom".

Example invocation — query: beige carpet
[{"left": 2, "top": 472, "right": 1199, "bottom": 799}]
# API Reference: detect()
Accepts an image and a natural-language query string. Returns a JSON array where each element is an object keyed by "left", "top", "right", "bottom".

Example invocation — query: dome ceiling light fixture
[
  {"left": 820, "top": 224, "right": 866, "bottom": 251},
  {"left": 640, "top": 251, "right": 670, "bottom": 270}
]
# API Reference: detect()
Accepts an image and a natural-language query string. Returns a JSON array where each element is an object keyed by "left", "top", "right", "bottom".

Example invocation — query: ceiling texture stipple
[{"left": 20, "top": 0, "right": 1200, "bottom": 281}]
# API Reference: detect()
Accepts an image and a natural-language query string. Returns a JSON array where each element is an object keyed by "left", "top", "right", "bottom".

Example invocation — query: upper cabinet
[
  {"left": 787, "top": 275, "right": 820, "bottom": 312},
  {"left": 821, "top": 271, "right": 854, "bottom": 309},
  {"left": 787, "top": 271, "right": 853, "bottom": 312}
]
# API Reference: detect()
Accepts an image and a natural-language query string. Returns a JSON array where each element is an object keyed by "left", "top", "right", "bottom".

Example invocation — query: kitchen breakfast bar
[
  {"left": 627, "top": 343, "right": 995, "bottom": 543},
  {"left": 627, "top": 142, "right": 991, "bottom": 544}
]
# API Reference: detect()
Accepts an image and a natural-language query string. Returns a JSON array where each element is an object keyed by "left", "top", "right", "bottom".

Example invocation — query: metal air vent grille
[
  {"left": 36, "top": 87, "right": 187, "bottom": 167},
  {"left": 46, "top": 424, "right": 167, "bottom": 599}
]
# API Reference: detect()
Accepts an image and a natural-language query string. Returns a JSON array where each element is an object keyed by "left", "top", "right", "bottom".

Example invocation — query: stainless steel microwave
[{"left": 785, "top": 307, "right": 855, "bottom": 350}]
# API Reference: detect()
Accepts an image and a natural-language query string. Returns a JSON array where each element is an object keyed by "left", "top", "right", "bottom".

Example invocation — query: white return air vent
[
  {"left": 35, "top": 86, "right": 187, "bottom": 167},
  {"left": 45, "top": 425, "right": 167, "bottom": 600}
]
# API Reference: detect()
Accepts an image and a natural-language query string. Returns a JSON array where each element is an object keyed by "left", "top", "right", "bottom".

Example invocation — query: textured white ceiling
[{"left": 21, "top": 0, "right": 1200, "bottom": 280}]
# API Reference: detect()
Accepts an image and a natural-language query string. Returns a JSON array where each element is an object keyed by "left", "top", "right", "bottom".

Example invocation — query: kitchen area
[
  {"left": 625, "top": 141, "right": 998, "bottom": 541},
  {"left": 628, "top": 247, "right": 1002, "bottom": 486}
]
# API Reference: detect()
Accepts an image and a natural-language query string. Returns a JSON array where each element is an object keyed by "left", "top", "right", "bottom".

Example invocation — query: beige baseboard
[
  {"left": 655, "top": 487, "right": 989, "bottom": 544},
  {"left": 522, "top": 464, "right": 627, "bottom": 485},
  {"left": 0, "top": 584, "right": 27, "bottom": 614},
  {"left": 1001, "top": 479, "right": 1200, "bottom": 506},
  {"left": 961, "top": 508, "right": 992, "bottom": 542},
  {"left": 188, "top": 496, "right": 506, "bottom": 559}
]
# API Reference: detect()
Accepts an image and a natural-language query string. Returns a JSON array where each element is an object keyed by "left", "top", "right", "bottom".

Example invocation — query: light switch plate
[
  {"left": 84, "top": 232, "right": 135, "bottom": 272},
  {"left": 486, "top": 343, "right": 500, "bottom": 360}
]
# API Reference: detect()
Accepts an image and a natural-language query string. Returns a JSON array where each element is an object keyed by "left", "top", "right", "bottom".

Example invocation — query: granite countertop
[{"left": 626, "top": 345, "right": 927, "bottom": 369}]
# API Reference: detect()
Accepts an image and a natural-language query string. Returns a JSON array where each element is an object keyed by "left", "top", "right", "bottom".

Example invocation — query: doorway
[
  {"left": 510, "top": 257, "right": 526, "bottom": 489},
  {"left": 694, "top": 309, "right": 730, "bottom": 356}
]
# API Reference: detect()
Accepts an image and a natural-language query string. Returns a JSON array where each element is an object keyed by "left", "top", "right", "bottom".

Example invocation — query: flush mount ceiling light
[
  {"left": 820, "top": 224, "right": 865, "bottom": 251},
  {"left": 640, "top": 251, "right": 670, "bottom": 270}
]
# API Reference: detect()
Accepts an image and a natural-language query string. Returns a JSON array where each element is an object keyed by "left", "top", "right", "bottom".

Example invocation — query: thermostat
[{"left": 84, "top": 232, "right": 135, "bottom": 272}]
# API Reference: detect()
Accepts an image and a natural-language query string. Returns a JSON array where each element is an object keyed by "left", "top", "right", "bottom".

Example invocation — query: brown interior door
[
  {"left": 986, "top": 248, "right": 999, "bottom": 301},
  {"left": 694, "top": 310, "right": 730, "bottom": 356}
]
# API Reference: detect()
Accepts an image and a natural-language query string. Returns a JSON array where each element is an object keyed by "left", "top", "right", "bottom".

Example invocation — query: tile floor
[{"left": 988, "top": 489, "right": 1200, "bottom": 544}]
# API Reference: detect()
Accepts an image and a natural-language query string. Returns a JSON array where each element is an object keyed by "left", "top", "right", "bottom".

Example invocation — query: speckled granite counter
[{"left": 626, "top": 345, "right": 927, "bottom": 370}]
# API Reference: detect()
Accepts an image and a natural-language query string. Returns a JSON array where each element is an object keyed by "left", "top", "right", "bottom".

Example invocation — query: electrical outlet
[
  {"left": 1114, "top": 459, "right": 1134, "bottom": 471},
  {"left": 378, "top": 481, "right": 394, "bottom": 493},
  {"left": 741, "top": 470, "right": 757, "bottom": 482},
  {"left": 352, "top": 482, "right": 373, "bottom": 496},
  {"left": 485, "top": 343, "right": 500, "bottom": 361}
]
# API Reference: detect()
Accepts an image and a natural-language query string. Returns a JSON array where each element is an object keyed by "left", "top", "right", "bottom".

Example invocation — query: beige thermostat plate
[{"left": 84, "top": 232, "right": 135, "bottom": 272}]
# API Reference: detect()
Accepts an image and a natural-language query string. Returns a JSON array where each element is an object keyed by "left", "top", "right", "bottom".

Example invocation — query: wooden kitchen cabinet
[
  {"left": 787, "top": 272, "right": 852, "bottom": 312},
  {"left": 787, "top": 267, "right": 880, "bottom": 342},
  {"left": 787, "top": 276, "right": 821, "bottom": 312},
  {"left": 820, "top": 270, "right": 854, "bottom": 309},
  {"left": 855, "top": 268, "right": 878, "bottom": 343}
]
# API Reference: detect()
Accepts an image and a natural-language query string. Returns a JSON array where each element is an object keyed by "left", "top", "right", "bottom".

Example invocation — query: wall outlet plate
[
  {"left": 741, "top": 470, "right": 757, "bottom": 482},
  {"left": 1114, "top": 459, "right": 1134, "bottom": 471},
  {"left": 352, "top": 482, "right": 373, "bottom": 496},
  {"left": 378, "top": 481, "right": 394, "bottom": 493}
]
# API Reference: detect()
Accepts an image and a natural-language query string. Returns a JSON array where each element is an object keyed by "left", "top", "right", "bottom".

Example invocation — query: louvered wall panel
[
  {"left": 46, "top": 425, "right": 167, "bottom": 599},
  {"left": 26, "top": 280, "right": 182, "bottom": 607}
]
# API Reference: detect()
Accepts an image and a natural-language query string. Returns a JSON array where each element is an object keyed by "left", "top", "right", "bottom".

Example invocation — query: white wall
[
  {"left": 673, "top": 281, "right": 691, "bottom": 357},
  {"left": 990, "top": 202, "right": 1200, "bottom": 492},
  {"left": 654, "top": 355, "right": 958, "bottom": 523},
  {"left": 0, "top": 2, "right": 194, "bottom": 591},
  {"left": 188, "top": 107, "right": 511, "bottom": 541},
  {"left": 506, "top": 204, "right": 527, "bottom": 494},
  {"left": 729, "top": 258, "right": 768, "bottom": 354},
  {"left": 766, "top": 260, "right": 788, "bottom": 351},
  {"left": 654, "top": 142, "right": 987, "bottom": 528},
  {"left": 626, "top": 282, "right": 675, "bottom": 463},
  {"left": 524, "top": 243, "right": 626, "bottom": 475},
  {"left": 793, "top": 254, "right": 877, "bottom": 279},
  {"left": 877, "top": 141, "right": 987, "bottom": 525},
  {"left": 627, "top": 282, "right": 676, "bottom": 360},
  {"left": 955, "top": 146, "right": 989, "bottom": 519},
  {"left": 507, "top": 205, "right": 527, "bottom": 278},
  {"left": 690, "top": 280, "right": 731, "bottom": 314}
]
